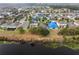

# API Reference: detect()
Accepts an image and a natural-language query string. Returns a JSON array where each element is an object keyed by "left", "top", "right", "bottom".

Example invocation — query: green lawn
[
  {"left": 0, "top": 28, "right": 28, "bottom": 35},
  {"left": 63, "top": 35, "right": 79, "bottom": 50},
  {"left": 0, "top": 41, "right": 16, "bottom": 44},
  {"left": 64, "top": 43, "right": 79, "bottom": 50}
]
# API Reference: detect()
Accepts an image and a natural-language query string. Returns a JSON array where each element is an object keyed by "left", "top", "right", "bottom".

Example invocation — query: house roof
[
  {"left": 48, "top": 21, "right": 58, "bottom": 29},
  {"left": 1, "top": 23, "right": 18, "bottom": 28}
]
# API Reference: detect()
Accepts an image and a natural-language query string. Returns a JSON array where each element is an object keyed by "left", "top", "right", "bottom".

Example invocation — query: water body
[{"left": 0, "top": 43, "right": 79, "bottom": 55}]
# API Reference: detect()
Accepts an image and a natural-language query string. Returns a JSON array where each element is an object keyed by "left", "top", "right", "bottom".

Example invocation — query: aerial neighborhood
[
  {"left": 0, "top": 6, "right": 79, "bottom": 31},
  {"left": 0, "top": 5, "right": 79, "bottom": 45},
  {"left": 0, "top": 3, "right": 79, "bottom": 52}
]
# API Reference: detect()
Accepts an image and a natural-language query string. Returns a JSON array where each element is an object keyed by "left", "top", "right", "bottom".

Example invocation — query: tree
[
  {"left": 29, "top": 27, "right": 50, "bottom": 36},
  {"left": 28, "top": 16, "right": 32, "bottom": 23}
]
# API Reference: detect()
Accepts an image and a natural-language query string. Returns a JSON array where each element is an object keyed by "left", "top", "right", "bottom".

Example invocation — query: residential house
[
  {"left": 30, "top": 22, "right": 38, "bottom": 28},
  {"left": 59, "top": 22, "right": 67, "bottom": 28},
  {"left": 48, "top": 21, "right": 58, "bottom": 29},
  {"left": 0, "top": 22, "right": 20, "bottom": 30},
  {"left": 19, "top": 21, "right": 29, "bottom": 29},
  {"left": 68, "top": 22, "right": 79, "bottom": 28}
]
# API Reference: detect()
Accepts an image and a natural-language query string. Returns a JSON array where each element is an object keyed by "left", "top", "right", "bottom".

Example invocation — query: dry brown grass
[{"left": 0, "top": 29, "right": 63, "bottom": 43}]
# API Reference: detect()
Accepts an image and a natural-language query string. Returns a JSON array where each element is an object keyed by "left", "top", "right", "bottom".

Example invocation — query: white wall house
[{"left": 30, "top": 22, "right": 38, "bottom": 28}]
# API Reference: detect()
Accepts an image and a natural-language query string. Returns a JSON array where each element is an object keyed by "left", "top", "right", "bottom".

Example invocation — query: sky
[
  {"left": 0, "top": 0, "right": 79, "bottom": 3},
  {"left": 0, "top": 3, "right": 79, "bottom": 8}
]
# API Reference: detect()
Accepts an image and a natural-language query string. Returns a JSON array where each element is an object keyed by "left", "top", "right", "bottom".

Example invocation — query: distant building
[
  {"left": 68, "top": 22, "right": 79, "bottom": 28},
  {"left": 0, "top": 22, "right": 20, "bottom": 30},
  {"left": 19, "top": 21, "right": 29, "bottom": 29},
  {"left": 30, "top": 22, "right": 38, "bottom": 28},
  {"left": 59, "top": 22, "right": 67, "bottom": 28}
]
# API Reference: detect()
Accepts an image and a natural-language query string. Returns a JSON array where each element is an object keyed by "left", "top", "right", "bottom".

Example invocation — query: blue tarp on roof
[{"left": 48, "top": 21, "right": 58, "bottom": 29}]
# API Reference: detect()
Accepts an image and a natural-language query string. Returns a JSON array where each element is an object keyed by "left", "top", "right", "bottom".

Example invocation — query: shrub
[
  {"left": 59, "top": 27, "right": 79, "bottom": 36},
  {"left": 29, "top": 27, "right": 50, "bottom": 36},
  {"left": 18, "top": 27, "right": 26, "bottom": 34}
]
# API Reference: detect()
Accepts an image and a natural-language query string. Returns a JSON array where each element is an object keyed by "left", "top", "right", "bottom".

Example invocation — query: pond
[{"left": 0, "top": 42, "right": 78, "bottom": 55}]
